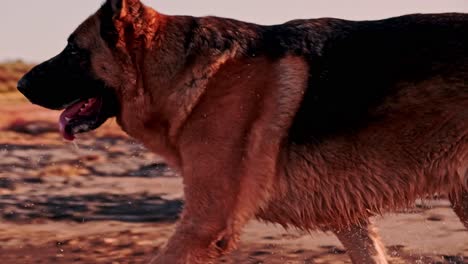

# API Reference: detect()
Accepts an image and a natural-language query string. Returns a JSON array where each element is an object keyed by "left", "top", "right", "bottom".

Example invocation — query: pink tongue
[{"left": 59, "top": 100, "right": 88, "bottom": 141}]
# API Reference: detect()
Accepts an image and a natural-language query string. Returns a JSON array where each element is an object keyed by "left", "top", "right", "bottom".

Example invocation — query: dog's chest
[{"left": 118, "top": 104, "right": 181, "bottom": 167}]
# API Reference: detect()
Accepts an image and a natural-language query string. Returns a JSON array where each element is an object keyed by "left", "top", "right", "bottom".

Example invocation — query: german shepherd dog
[{"left": 17, "top": 0, "right": 467, "bottom": 263}]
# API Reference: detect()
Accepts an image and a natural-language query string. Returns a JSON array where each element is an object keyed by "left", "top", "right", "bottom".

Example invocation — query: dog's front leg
[
  {"left": 151, "top": 138, "right": 269, "bottom": 264},
  {"left": 152, "top": 182, "right": 241, "bottom": 263}
]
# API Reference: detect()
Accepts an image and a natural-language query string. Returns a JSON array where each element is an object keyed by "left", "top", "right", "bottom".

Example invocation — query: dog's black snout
[{"left": 17, "top": 76, "right": 29, "bottom": 95}]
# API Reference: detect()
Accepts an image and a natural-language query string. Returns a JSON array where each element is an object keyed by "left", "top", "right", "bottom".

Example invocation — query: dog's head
[{"left": 17, "top": 0, "right": 152, "bottom": 140}]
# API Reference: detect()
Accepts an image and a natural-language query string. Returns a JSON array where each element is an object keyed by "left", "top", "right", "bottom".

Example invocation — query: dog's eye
[{"left": 67, "top": 43, "right": 79, "bottom": 56}]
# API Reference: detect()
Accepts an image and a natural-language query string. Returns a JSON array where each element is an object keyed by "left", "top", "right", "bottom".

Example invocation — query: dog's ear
[
  {"left": 100, "top": 0, "right": 144, "bottom": 47},
  {"left": 108, "top": 0, "right": 142, "bottom": 19}
]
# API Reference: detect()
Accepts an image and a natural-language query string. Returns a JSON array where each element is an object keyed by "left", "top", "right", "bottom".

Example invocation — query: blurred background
[
  {"left": 1, "top": 0, "right": 468, "bottom": 62},
  {"left": 0, "top": 1, "right": 467, "bottom": 263}
]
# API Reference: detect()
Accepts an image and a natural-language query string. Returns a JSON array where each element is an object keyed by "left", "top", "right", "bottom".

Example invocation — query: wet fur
[{"left": 19, "top": 1, "right": 468, "bottom": 263}]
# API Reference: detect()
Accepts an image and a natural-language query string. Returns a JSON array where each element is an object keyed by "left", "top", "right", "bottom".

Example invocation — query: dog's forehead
[{"left": 70, "top": 14, "right": 101, "bottom": 48}]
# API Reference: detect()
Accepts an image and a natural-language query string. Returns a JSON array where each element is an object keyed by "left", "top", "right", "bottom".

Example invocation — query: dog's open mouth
[{"left": 59, "top": 97, "right": 107, "bottom": 141}]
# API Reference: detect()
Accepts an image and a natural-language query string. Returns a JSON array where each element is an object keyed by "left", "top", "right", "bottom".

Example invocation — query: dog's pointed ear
[
  {"left": 100, "top": 0, "right": 145, "bottom": 47},
  {"left": 108, "top": 0, "right": 142, "bottom": 19}
]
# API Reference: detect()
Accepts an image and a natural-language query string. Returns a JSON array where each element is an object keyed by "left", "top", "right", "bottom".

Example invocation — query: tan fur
[
  {"left": 67, "top": 1, "right": 468, "bottom": 263},
  {"left": 260, "top": 78, "right": 468, "bottom": 231}
]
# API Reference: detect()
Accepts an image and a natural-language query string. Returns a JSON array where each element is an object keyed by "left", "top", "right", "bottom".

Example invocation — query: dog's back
[{"left": 276, "top": 13, "right": 468, "bottom": 144}]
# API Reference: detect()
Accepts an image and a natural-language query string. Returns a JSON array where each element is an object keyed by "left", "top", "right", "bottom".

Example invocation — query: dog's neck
[{"left": 117, "top": 13, "right": 258, "bottom": 167}]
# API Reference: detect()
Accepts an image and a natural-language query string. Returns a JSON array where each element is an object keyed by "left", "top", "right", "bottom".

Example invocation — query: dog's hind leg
[
  {"left": 333, "top": 221, "right": 388, "bottom": 264},
  {"left": 450, "top": 190, "right": 468, "bottom": 229}
]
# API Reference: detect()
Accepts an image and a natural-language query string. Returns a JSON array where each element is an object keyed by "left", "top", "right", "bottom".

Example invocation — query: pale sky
[{"left": 1, "top": 0, "right": 467, "bottom": 62}]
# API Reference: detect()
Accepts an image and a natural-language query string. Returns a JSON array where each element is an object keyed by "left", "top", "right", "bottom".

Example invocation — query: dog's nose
[{"left": 17, "top": 77, "right": 29, "bottom": 95}]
